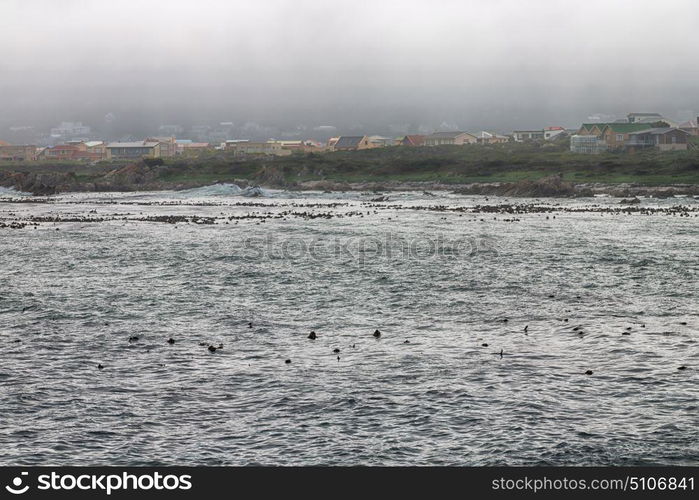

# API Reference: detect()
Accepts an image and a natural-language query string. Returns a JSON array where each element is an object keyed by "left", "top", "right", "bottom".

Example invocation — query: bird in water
[
  {"left": 482, "top": 343, "right": 489, "bottom": 347},
  {"left": 285, "top": 359, "right": 291, "bottom": 364},
  {"left": 167, "top": 338, "right": 175, "bottom": 344},
  {"left": 499, "top": 349, "right": 504, "bottom": 358},
  {"left": 308, "top": 331, "right": 317, "bottom": 340},
  {"left": 585, "top": 370, "right": 593, "bottom": 375},
  {"left": 208, "top": 345, "right": 217, "bottom": 353},
  {"left": 678, "top": 366, "right": 687, "bottom": 371},
  {"left": 404, "top": 340, "right": 410, "bottom": 344},
  {"left": 97, "top": 364, "right": 104, "bottom": 370},
  {"left": 128, "top": 336, "right": 139, "bottom": 343},
  {"left": 373, "top": 329, "right": 381, "bottom": 338},
  {"left": 333, "top": 348, "right": 340, "bottom": 354},
  {"left": 524, "top": 325, "right": 528, "bottom": 332},
  {"left": 248, "top": 322, "right": 253, "bottom": 328}
]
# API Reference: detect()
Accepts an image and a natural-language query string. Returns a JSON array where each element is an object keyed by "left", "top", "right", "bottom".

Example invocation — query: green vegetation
[
  {"left": 156, "top": 141, "right": 699, "bottom": 186},
  {"left": 2, "top": 141, "right": 699, "bottom": 189}
]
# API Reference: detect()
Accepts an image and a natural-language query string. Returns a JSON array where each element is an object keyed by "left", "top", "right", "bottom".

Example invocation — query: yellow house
[{"left": 106, "top": 141, "right": 161, "bottom": 160}]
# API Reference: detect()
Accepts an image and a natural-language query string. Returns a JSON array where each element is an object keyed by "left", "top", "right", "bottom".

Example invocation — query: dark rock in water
[
  {"left": 98, "top": 364, "right": 104, "bottom": 370},
  {"left": 308, "top": 331, "right": 317, "bottom": 340},
  {"left": 285, "top": 359, "right": 291, "bottom": 364},
  {"left": 208, "top": 345, "right": 217, "bottom": 353},
  {"left": 620, "top": 197, "right": 641, "bottom": 205},
  {"left": 373, "top": 329, "right": 381, "bottom": 338},
  {"left": 584, "top": 370, "right": 593, "bottom": 375},
  {"left": 167, "top": 338, "right": 175, "bottom": 344}
]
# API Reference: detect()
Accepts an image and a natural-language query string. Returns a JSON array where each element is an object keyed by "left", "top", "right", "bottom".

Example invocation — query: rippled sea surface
[{"left": 1, "top": 186, "right": 697, "bottom": 466}]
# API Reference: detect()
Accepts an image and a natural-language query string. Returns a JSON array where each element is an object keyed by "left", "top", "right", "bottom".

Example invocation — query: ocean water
[{"left": 0, "top": 188, "right": 697, "bottom": 466}]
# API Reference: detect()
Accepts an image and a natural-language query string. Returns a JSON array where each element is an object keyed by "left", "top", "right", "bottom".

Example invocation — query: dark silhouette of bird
[
  {"left": 678, "top": 366, "right": 687, "bottom": 371},
  {"left": 208, "top": 345, "right": 217, "bottom": 353},
  {"left": 97, "top": 364, "right": 104, "bottom": 370},
  {"left": 248, "top": 322, "right": 253, "bottom": 328},
  {"left": 285, "top": 359, "right": 291, "bottom": 364},
  {"left": 404, "top": 340, "right": 410, "bottom": 344},
  {"left": 499, "top": 349, "right": 503, "bottom": 358},
  {"left": 308, "top": 331, "right": 317, "bottom": 340},
  {"left": 128, "top": 336, "right": 139, "bottom": 343},
  {"left": 373, "top": 329, "right": 381, "bottom": 338},
  {"left": 337, "top": 356, "right": 340, "bottom": 361},
  {"left": 333, "top": 348, "right": 340, "bottom": 354},
  {"left": 524, "top": 325, "right": 528, "bottom": 332},
  {"left": 482, "top": 343, "right": 489, "bottom": 347},
  {"left": 680, "top": 322, "right": 687, "bottom": 326},
  {"left": 585, "top": 370, "right": 593, "bottom": 375},
  {"left": 167, "top": 338, "right": 175, "bottom": 344}
]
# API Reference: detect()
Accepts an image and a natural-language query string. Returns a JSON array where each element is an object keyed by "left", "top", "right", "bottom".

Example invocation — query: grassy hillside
[{"left": 3, "top": 141, "right": 699, "bottom": 188}]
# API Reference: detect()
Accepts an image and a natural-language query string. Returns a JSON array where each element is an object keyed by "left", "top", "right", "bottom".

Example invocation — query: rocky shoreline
[{"left": 1, "top": 161, "right": 698, "bottom": 198}]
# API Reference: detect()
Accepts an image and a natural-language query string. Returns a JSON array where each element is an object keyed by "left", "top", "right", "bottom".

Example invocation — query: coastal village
[{"left": 0, "top": 112, "right": 697, "bottom": 162}]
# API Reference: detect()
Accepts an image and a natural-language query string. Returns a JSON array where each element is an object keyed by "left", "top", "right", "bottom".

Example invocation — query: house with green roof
[{"left": 601, "top": 123, "right": 659, "bottom": 150}]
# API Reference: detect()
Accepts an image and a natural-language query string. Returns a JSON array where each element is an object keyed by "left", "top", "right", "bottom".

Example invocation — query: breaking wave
[
  {"left": 0, "top": 186, "right": 31, "bottom": 197},
  {"left": 177, "top": 183, "right": 268, "bottom": 197}
]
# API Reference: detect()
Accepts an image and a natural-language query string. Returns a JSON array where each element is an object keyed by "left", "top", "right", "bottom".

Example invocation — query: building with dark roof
[{"left": 332, "top": 136, "right": 374, "bottom": 151}]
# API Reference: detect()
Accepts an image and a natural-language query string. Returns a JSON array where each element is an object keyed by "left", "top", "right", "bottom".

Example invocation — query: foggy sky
[{"left": 2, "top": 0, "right": 699, "bottom": 136}]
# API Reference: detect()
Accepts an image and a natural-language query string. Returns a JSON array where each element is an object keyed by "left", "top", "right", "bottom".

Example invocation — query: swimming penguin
[
  {"left": 524, "top": 325, "right": 528, "bottom": 332},
  {"left": 167, "top": 338, "right": 175, "bottom": 344},
  {"left": 128, "top": 336, "right": 139, "bottom": 343},
  {"left": 97, "top": 364, "right": 104, "bottom": 370},
  {"left": 208, "top": 345, "right": 217, "bottom": 353},
  {"left": 333, "top": 348, "right": 340, "bottom": 354},
  {"left": 248, "top": 322, "right": 253, "bottom": 328},
  {"left": 622, "top": 331, "right": 631, "bottom": 336},
  {"left": 499, "top": 349, "right": 503, "bottom": 358},
  {"left": 584, "top": 370, "right": 593, "bottom": 375},
  {"left": 373, "top": 329, "right": 381, "bottom": 338},
  {"left": 482, "top": 343, "right": 489, "bottom": 347},
  {"left": 285, "top": 359, "right": 291, "bottom": 364},
  {"left": 308, "top": 331, "right": 317, "bottom": 340},
  {"left": 678, "top": 366, "right": 687, "bottom": 371},
  {"left": 404, "top": 340, "right": 410, "bottom": 344}
]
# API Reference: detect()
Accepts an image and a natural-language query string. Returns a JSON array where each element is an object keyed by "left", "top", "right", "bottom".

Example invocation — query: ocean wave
[
  {"left": 0, "top": 186, "right": 31, "bottom": 197},
  {"left": 177, "top": 183, "right": 268, "bottom": 197}
]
